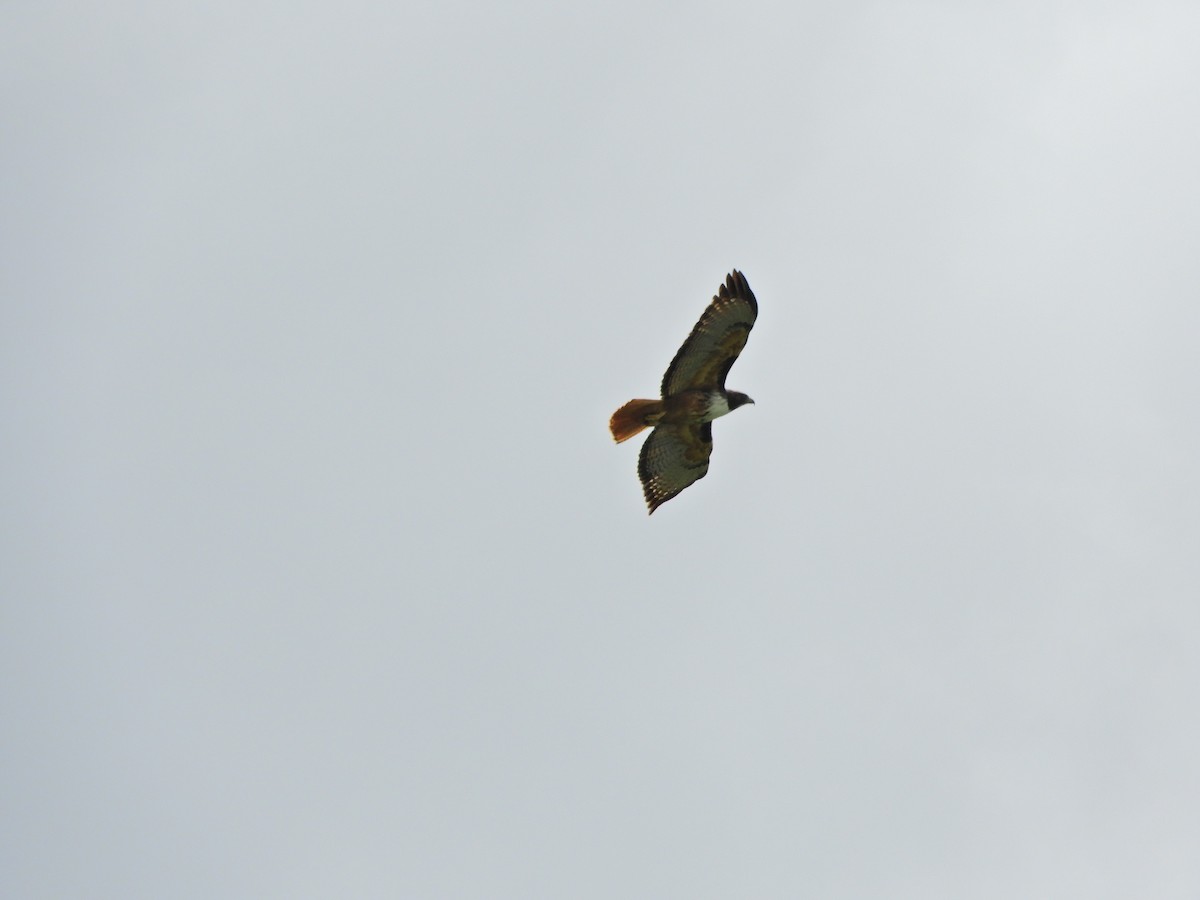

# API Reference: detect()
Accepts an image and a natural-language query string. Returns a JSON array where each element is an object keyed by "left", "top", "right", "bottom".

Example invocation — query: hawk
[{"left": 610, "top": 270, "right": 758, "bottom": 514}]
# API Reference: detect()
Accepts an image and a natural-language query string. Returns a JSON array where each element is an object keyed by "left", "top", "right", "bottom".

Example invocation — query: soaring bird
[{"left": 610, "top": 270, "right": 758, "bottom": 513}]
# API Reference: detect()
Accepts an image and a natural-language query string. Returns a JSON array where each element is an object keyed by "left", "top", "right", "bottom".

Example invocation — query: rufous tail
[{"left": 609, "top": 399, "right": 664, "bottom": 443}]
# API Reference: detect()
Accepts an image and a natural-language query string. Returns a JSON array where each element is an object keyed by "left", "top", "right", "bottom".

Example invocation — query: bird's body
[
  {"left": 610, "top": 271, "right": 758, "bottom": 513},
  {"left": 611, "top": 389, "right": 753, "bottom": 440}
]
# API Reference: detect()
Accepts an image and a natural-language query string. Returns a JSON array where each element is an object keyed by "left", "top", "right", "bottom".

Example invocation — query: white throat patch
[{"left": 704, "top": 392, "right": 732, "bottom": 421}]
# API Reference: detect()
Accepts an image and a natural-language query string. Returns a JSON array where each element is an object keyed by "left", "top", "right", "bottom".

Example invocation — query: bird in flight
[{"left": 610, "top": 270, "right": 758, "bottom": 514}]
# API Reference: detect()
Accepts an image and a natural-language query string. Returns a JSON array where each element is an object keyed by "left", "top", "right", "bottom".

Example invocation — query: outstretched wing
[
  {"left": 637, "top": 423, "right": 713, "bottom": 514},
  {"left": 661, "top": 270, "right": 758, "bottom": 397}
]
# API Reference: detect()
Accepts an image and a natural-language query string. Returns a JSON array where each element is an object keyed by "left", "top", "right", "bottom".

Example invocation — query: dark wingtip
[{"left": 724, "top": 269, "right": 757, "bottom": 314}]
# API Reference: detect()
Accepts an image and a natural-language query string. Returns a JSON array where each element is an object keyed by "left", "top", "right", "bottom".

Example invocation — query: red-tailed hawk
[{"left": 610, "top": 270, "right": 758, "bottom": 514}]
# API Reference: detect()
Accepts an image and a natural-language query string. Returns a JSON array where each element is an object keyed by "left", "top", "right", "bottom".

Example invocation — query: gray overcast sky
[{"left": 4, "top": 1, "right": 1200, "bottom": 897}]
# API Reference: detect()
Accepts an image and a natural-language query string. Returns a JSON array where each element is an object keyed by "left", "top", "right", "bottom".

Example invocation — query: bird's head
[{"left": 727, "top": 391, "right": 755, "bottom": 410}]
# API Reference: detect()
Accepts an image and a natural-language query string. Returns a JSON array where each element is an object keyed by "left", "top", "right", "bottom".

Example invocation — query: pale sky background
[{"left": 4, "top": 2, "right": 1200, "bottom": 897}]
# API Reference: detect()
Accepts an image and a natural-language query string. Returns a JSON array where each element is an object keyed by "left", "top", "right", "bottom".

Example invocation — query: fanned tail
[{"left": 609, "top": 399, "right": 664, "bottom": 443}]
